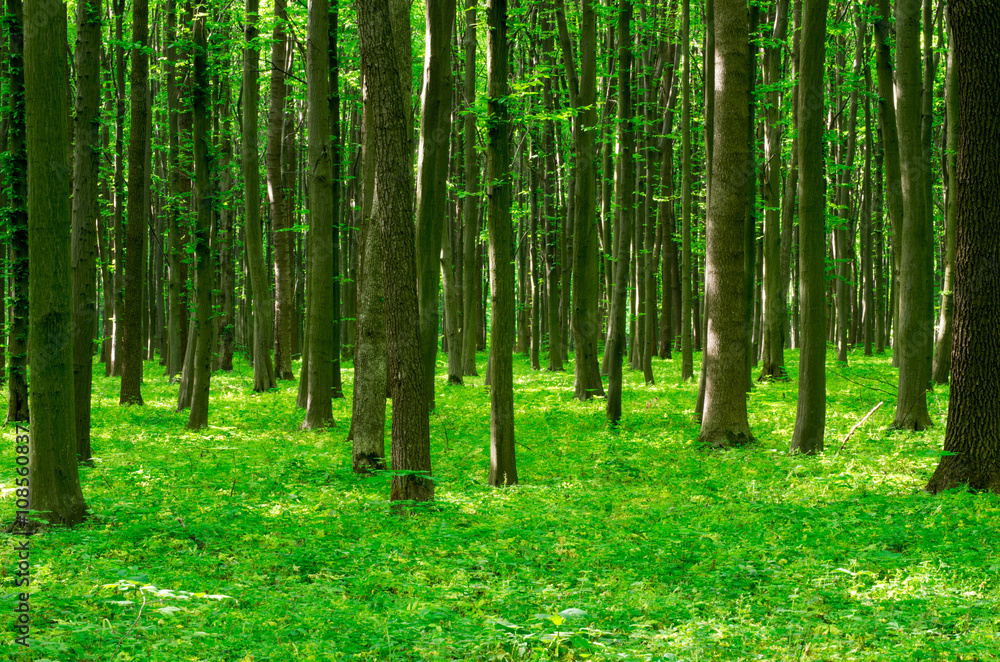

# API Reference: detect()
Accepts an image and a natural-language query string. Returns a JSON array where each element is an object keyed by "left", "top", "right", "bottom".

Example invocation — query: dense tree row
[{"left": 4, "top": 0, "right": 999, "bottom": 524}]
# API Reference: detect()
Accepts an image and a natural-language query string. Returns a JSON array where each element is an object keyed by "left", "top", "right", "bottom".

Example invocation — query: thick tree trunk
[
  {"left": 186, "top": 18, "right": 214, "bottom": 429},
  {"left": 699, "top": 0, "right": 753, "bottom": 448},
  {"left": 120, "top": 0, "right": 149, "bottom": 406},
  {"left": 359, "top": 0, "right": 434, "bottom": 502},
  {"left": 415, "top": 0, "right": 456, "bottom": 410},
  {"left": 72, "top": 0, "right": 101, "bottom": 459},
  {"left": 893, "top": 0, "right": 934, "bottom": 431},
  {"left": 301, "top": 0, "right": 334, "bottom": 430},
  {"left": 926, "top": 0, "right": 1000, "bottom": 493},
  {"left": 789, "top": 0, "right": 827, "bottom": 454},
  {"left": 23, "top": 0, "right": 88, "bottom": 527}
]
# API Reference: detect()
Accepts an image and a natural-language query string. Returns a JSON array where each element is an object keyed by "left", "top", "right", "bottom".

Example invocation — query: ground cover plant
[{"left": 1, "top": 348, "right": 998, "bottom": 661}]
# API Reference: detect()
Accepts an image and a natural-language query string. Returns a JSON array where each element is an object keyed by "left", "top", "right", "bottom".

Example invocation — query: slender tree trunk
[
  {"left": 607, "top": 0, "right": 634, "bottom": 426},
  {"left": 23, "top": 0, "right": 88, "bottom": 527},
  {"left": 242, "top": 0, "right": 276, "bottom": 392},
  {"left": 789, "top": 0, "right": 827, "bottom": 454},
  {"left": 329, "top": 4, "right": 344, "bottom": 398},
  {"left": 71, "top": 0, "right": 101, "bottom": 459},
  {"left": 483, "top": 0, "right": 517, "bottom": 486},
  {"left": 925, "top": 0, "right": 1000, "bottom": 493},
  {"left": 680, "top": 0, "right": 694, "bottom": 381},
  {"left": 460, "top": 0, "right": 480, "bottom": 377},
  {"left": 301, "top": 0, "right": 334, "bottom": 430},
  {"left": 893, "top": 0, "right": 933, "bottom": 431},
  {"left": 931, "top": 13, "right": 957, "bottom": 385},
  {"left": 110, "top": 0, "right": 125, "bottom": 377},
  {"left": 415, "top": 0, "right": 457, "bottom": 410},
  {"left": 186, "top": 16, "right": 214, "bottom": 429},
  {"left": 120, "top": 0, "right": 149, "bottom": 406},
  {"left": 759, "top": 0, "right": 788, "bottom": 380},
  {"left": 269, "top": 0, "right": 294, "bottom": 380},
  {"left": 6, "top": 0, "right": 27, "bottom": 422}
]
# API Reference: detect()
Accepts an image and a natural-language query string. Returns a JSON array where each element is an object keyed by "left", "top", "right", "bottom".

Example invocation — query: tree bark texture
[
  {"left": 460, "top": 0, "right": 480, "bottom": 378},
  {"left": 302, "top": 0, "right": 334, "bottom": 430},
  {"left": 120, "top": 0, "right": 149, "bottom": 406},
  {"left": 415, "top": 0, "right": 456, "bottom": 411},
  {"left": 71, "top": 0, "right": 101, "bottom": 459},
  {"left": 24, "top": 0, "right": 88, "bottom": 526},
  {"left": 789, "top": 0, "right": 827, "bottom": 454},
  {"left": 893, "top": 0, "right": 934, "bottom": 430},
  {"left": 698, "top": 0, "right": 753, "bottom": 448},
  {"left": 926, "top": 0, "right": 1000, "bottom": 493},
  {"left": 358, "top": 0, "right": 434, "bottom": 502}
]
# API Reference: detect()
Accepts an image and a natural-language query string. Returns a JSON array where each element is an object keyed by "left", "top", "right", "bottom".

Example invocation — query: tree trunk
[
  {"left": 186, "top": 17, "right": 214, "bottom": 429},
  {"left": 893, "top": 0, "right": 933, "bottom": 431},
  {"left": 789, "top": 0, "right": 827, "bottom": 454},
  {"left": 931, "top": 13, "right": 957, "bottom": 385},
  {"left": 71, "top": 0, "right": 101, "bottom": 459},
  {"left": 925, "top": 0, "right": 1000, "bottom": 493},
  {"left": 120, "top": 0, "right": 149, "bottom": 406},
  {"left": 242, "top": 0, "right": 276, "bottom": 392},
  {"left": 329, "top": 5, "right": 344, "bottom": 398},
  {"left": 460, "top": 0, "right": 480, "bottom": 378},
  {"left": 165, "top": 0, "right": 186, "bottom": 380},
  {"left": 110, "top": 0, "right": 125, "bottom": 377},
  {"left": 759, "top": 0, "right": 788, "bottom": 380},
  {"left": 359, "top": 0, "right": 434, "bottom": 502},
  {"left": 6, "top": 0, "right": 27, "bottom": 423},
  {"left": 699, "top": 0, "right": 753, "bottom": 448},
  {"left": 415, "top": 0, "right": 456, "bottom": 411},
  {"left": 301, "top": 0, "right": 334, "bottom": 430},
  {"left": 269, "top": 0, "right": 294, "bottom": 380},
  {"left": 680, "top": 0, "right": 694, "bottom": 381},
  {"left": 483, "top": 0, "right": 517, "bottom": 486},
  {"left": 606, "top": 0, "right": 634, "bottom": 426},
  {"left": 23, "top": 0, "right": 88, "bottom": 527}
]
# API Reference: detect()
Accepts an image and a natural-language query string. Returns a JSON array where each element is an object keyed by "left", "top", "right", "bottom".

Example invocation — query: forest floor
[{"left": 1, "top": 346, "right": 998, "bottom": 661}]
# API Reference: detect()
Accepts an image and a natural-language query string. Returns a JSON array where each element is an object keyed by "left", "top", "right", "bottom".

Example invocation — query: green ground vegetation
[{"left": 0, "top": 347, "right": 997, "bottom": 661}]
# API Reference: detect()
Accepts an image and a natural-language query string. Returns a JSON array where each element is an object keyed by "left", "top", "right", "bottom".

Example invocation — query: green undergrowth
[{"left": 1, "top": 345, "right": 997, "bottom": 661}]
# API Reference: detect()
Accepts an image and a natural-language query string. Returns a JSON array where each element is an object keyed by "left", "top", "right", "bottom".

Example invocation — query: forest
[{"left": 0, "top": 0, "right": 998, "bottom": 657}]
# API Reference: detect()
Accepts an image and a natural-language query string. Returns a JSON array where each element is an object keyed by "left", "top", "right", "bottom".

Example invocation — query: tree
[
  {"left": 931, "top": 13, "right": 957, "bottom": 385},
  {"left": 554, "top": 0, "right": 604, "bottom": 400},
  {"left": 72, "top": 0, "right": 102, "bottom": 459},
  {"left": 789, "top": 0, "right": 827, "bottom": 454},
  {"left": 186, "top": 15, "right": 214, "bottom": 429},
  {"left": 925, "top": 0, "right": 1000, "bottom": 493},
  {"left": 698, "top": 0, "right": 753, "bottom": 448},
  {"left": 893, "top": 0, "right": 933, "bottom": 430},
  {"left": 606, "top": 0, "right": 634, "bottom": 426},
  {"left": 460, "top": 0, "right": 480, "bottom": 378},
  {"left": 485, "top": 0, "right": 517, "bottom": 486},
  {"left": 120, "top": 0, "right": 150, "bottom": 406},
  {"left": 269, "top": 0, "right": 294, "bottom": 381},
  {"left": 680, "top": 0, "right": 694, "bottom": 381},
  {"left": 358, "top": 0, "right": 434, "bottom": 502},
  {"left": 24, "top": 0, "right": 88, "bottom": 526},
  {"left": 301, "top": 0, "right": 334, "bottom": 430},
  {"left": 242, "top": 0, "right": 277, "bottom": 392},
  {"left": 415, "top": 0, "right": 457, "bottom": 411},
  {"left": 6, "top": 0, "right": 28, "bottom": 423}
]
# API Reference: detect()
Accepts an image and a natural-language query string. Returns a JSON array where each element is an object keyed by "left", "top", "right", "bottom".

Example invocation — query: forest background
[{"left": 0, "top": 0, "right": 998, "bottom": 658}]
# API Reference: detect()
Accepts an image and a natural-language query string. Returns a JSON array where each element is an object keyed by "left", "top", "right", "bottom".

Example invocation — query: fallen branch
[{"left": 836, "top": 401, "right": 883, "bottom": 456}]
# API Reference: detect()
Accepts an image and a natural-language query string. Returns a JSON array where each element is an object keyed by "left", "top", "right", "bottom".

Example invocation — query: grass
[{"left": 0, "top": 344, "right": 997, "bottom": 661}]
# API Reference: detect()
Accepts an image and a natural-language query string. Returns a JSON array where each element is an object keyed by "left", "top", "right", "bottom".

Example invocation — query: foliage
[{"left": 0, "top": 348, "right": 994, "bottom": 660}]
